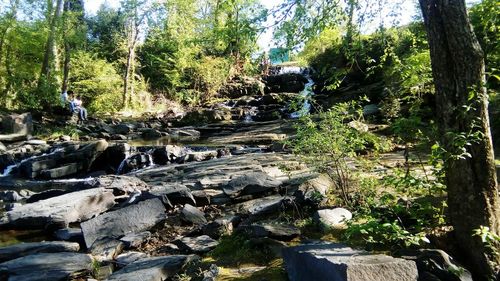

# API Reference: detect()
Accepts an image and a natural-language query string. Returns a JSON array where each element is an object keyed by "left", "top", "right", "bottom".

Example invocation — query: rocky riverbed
[{"left": 0, "top": 68, "right": 464, "bottom": 281}]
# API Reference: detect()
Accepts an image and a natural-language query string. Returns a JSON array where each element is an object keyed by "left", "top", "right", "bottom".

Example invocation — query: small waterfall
[
  {"left": 0, "top": 147, "right": 65, "bottom": 177},
  {"left": 290, "top": 74, "right": 314, "bottom": 118},
  {"left": 243, "top": 106, "right": 258, "bottom": 123},
  {"left": 116, "top": 151, "right": 155, "bottom": 175}
]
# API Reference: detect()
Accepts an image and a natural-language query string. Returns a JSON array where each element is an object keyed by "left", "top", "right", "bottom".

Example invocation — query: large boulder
[
  {"left": 1, "top": 187, "right": 116, "bottom": 229},
  {"left": 219, "top": 76, "right": 265, "bottom": 99},
  {"left": 283, "top": 243, "right": 418, "bottom": 281},
  {"left": 263, "top": 73, "right": 308, "bottom": 93},
  {"left": 0, "top": 113, "right": 33, "bottom": 142},
  {"left": 0, "top": 252, "right": 93, "bottom": 281},
  {"left": 19, "top": 140, "right": 108, "bottom": 179},
  {"left": 81, "top": 198, "right": 166, "bottom": 248},
  {"left": 0, "top": 241, "right": 80, "bottom": 263},
  {"left": 222, "top": 172, "right": 282, "bottom": 199},
  {"left": 106, "top": 255, "right": 196, "bottom": 281},
  {"left": 314, "top": 208, "right": 352, "bottom": 230}
]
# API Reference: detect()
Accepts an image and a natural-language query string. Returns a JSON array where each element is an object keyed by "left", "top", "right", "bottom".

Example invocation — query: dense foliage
[{"left": 0, "top": 0, "right": 267, "bottom": 113}]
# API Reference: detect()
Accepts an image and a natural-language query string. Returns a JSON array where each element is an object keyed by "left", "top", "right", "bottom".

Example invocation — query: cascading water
[
  {"left": 0, "top": 147, "right": 65, "bottom": 177},
  {"left": 274, "top": 66, "right": 315, "bottom": 118}
]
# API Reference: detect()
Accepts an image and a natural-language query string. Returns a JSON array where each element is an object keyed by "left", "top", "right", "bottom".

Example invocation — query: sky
[{"left": 83, "top": 0, "right": 418, "bottom": 50}]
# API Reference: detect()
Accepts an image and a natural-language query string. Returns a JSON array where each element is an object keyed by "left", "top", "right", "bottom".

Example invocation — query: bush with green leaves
[
  {"left": 69, "top": 51, "right": 123, "bottom": 114},
  {"left": 287, "top": 101, "right": 368, "bottom": 206}
]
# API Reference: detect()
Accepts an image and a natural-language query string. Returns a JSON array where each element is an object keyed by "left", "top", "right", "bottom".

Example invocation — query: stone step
[{"left": 283, "top": 242, "right": 418, "bottom": 281}]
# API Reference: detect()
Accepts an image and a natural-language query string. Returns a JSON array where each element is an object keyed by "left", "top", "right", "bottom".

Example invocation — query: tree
[
  {"left": 39, "top": 0, "right": 63, "bottom": 92},
  {"left": 61, "top": 0, "right": 85, "bottom": 93},
  {"left": 418, "top": 0, "right": 500, "bottom": 279}
]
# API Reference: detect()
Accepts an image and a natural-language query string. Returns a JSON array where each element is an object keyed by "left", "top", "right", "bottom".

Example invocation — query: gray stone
[
  {"left": 0, "top": 113, "right": 33, "bottom": 142},
  {"left": 1, "top": 187, "right": 116, "bottom": 229},
  {"left": 120, "top": 231, "right": 151, "bottom": 249},
  {"left": 348, "top": 120, "right": 369, "bottom": 133},
  {"left": 0, "top": 241, "right": 80, "bottom": 262},
  {"left": 113, "top": 124, "right": 132, "bottom": 135},
  {"left": 243, "top": 223, "right": 300, "bottom": 241},
  {"left": 0, "top": 142, "right": 6, "bottom": 152},
  {"left": 149, "top": 184, "right": 196, "bottom": 206},
  {"left": 106, "top": 255, "right": 195, "bottom": 281},
  {"left": 141, "top": 128, "right": 162, "bottom": 139},
  {"left": 81, "top": 198, "right": 166, "bottom": 248},
  {"left": 223, "top": 172, "right": 282, "bottom": 198},
  {"left": 183, "top": 151, "right": 218, "bottom": 162},
  {"left": 40, "top": 162, "right": 83, "bottom": 179},
  {"left": 0, "top": 190, "right": 22, "bottom": 202},
  {"left": 175, "top": 235, "right": 219, "bottom": 253},
  {"left": 296, "top": 174, "right": 333, "bottom": 204},
  {"left": 115, "top": 251, "right": 148, "bottom": 266},
  {"left": 0, "top": 252, "right": 93, "bottom": 281},
  {"left": 283, "top": 243, "right": 418, "bottom": 281},
  {"left": 202, "top": 217, "right": 235, "bottom": 239},
  {"left": 90, "top": 238, "right": 125, "bottom": 262},
  {"left": 181, "top": 204, "right": 207, "bottom": 225},
  {"left": 59, "top": 135, "right": 71, "bottom": 142},
  {"left": 54, "top": 228, "right": 83, "bottom": 242},
  {"left": 416, "top": 249, "right": 472, "bottom": 281},
  {"left": 232, "top": 195, "right": 285, "bottom": 216},
  {"left": 314, "top": 208, "right": 352, "bottom": 229}
]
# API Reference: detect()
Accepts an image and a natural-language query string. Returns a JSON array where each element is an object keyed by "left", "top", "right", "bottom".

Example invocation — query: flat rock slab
[
  {"left": 0, "top": 252, "right": 93, "bottom": 281},
  {"left": 314, "top": 208, "right": 352, "bottom": 230},
  {"left": 0, "top": 241, "right": 80, "bottom": 262},
  {"left": 283, "top": 243, "right": 418, "bottom": 281},
  {"left": 243, "top": 223, "right": 300, "bottom": 241},
  {"left": 175, "top": 235, "right": 219, "bottom": 253},
  {"left": 181, "top": 204, "right": 207, "bottom": 225},
  {"left": 223, "top": 172, "right": 282, "bottom": 198},
  {"left": 106, "top": 255, "right": 195, "bottom": 281},
  {"left": 1, "top": 187, "right": 116, "bottom": 229},
  {"left": 81, "top": 198, "right": 166, "bottom": 248},
  {"left": 232, "top": 195, "right": 284, "bottom": 216}
]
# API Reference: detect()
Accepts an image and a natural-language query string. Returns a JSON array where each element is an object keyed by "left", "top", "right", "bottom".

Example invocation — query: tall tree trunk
[
  {"left": 40, "top": 0, "right": 63, "bottom": 84},
  {"left": 123, "top": 46, "right": 133, "bottom": 108},
  {"left": 419, "top": 0, "right": 500, "bottom": 279}
]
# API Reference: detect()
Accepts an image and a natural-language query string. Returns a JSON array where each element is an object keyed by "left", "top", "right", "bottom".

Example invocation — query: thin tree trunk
[
  {"left": 123, "top": 46, "right": 133, "bottom": 108},
  {"left": 419, "top": 0, "right": 500, "bottom": 279},
  {"left": 40, "top": 0, "right": 63, "bottom": 84}
]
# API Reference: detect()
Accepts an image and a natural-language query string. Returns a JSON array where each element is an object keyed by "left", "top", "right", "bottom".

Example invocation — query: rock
[
  {"left": 181, "top": 204, "right": 207, "bottom": 225},
  {"left": 219, "top": 76, "right": 265, "bottom": 99},
  {"left": 1, "top": 187, "right": 116, "bottom": 229},
  {"left": 232, "top": 195, "right": 285, "bottom": 216},
  {"left": 19, "top": 139, "right": 108, "bottom": 179},
  {"left": 416, "top": 249, "right": 472, "bottom": 281},
  {"left": 174, "top": 235, "right": 218, "bottom": 253},
  {"left": 223, "top": 172, "right": 282, "bottom": 199},
  {"left": 0, "top": 142, "right": 6, "bottom": 152},
  {"left": 183, "top": 151, "right": 218, "bottom": 162},
  {"left": 120, "top": 232, "right": 151, "bottom": 249},
  {"left": 54, "top": 228, "right": 83, "bottom": 242},
  {"left": 149, "top": 184, "right": 196, "bottom": 206},
  {"left": 203, "top": 264, "right": 219, "bottom": 281},
  {"left": 0, "top": 252, "right": 93, "bottom": 281},
  {"left": 192, "top": 189, "right": 231, "bottom": 206},
  {"left": 90, "top": 238, "right": 125, "bottom": 262},
  {"left": 141, "top": 128, "right": 162, "bottom": 140},
  {"left": 314, "top": 208, "right": 353, "bottom": 230},
  {"left": 263, "top": 73, "right": 308, "bottom": 93},
  {"left": 92, "top": 143, "right": 131, "bottom": 172},
  {"left": 202, "top": 217, "right": 235, "bottom": 239},
  {"left": 40, "top": 162, "right": 83, "bottom": 179},
  {"left": 0, "top": 241, "right": 80, "bottom": 262},
  {"left": 81, "top": 198, "right": 166, "bottom": 248},
  {"left": 113, "top": 124, "right": 132, "bottom": 135},
  {"left": 242, "top": 223, "right": 300, "bottom": 241},
  {"left": 106, "top": 255, "right": 195, "bottom": 281},
  {"left": 283, "top": 243, "right": 418, "bottom": 281},
  {"left": 115, "top": 251, "right": 148, "bottom": 266},
  {"left": 363, "top": 104, "right": 380, "bottom": 116},
  {"left": 26, "top": 189, "right": 67, "bottom": 203},
  {"left": 348, "top": 120, "right": 369, "bottom": 133},
  {"left": 296, "top": 174, "right": 333, "bottom": 204},
  {"left": 118, "top": 153, "right": 153, "bottom": 174},
  {"left": 0, "top": 190, "right": 22, "bottom": 202},
  {"left": 0, "top": 113, "right": 33, "bottom": 142},
  {"left": 4, "top": 203, "right": 21, "bottom": 211},
  {"left": 59, "top": 135, "right": 71, "bottom": 142},
  {"left": 152, "top": 145, "right": 189, "bottom": 165}
]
